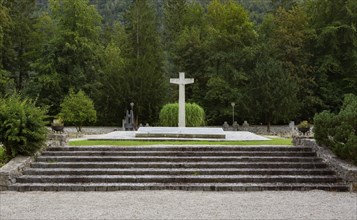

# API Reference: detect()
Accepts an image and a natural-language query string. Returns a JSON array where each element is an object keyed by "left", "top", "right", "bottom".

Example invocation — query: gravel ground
[{"left": 0, "top": 191, "right": 356, "bottom": 220}]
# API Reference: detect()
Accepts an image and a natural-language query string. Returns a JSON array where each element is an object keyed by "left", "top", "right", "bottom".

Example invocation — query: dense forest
[{"left": 0, "top": 0, "right": 356, "bottom": 129}]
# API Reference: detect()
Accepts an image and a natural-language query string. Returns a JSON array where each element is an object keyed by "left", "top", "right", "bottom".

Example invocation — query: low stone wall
[
  {"left": 60, "top": 125, "right": 294, "bottom": 136},
  {"left": 223, "top": 125, "right": 294, "bottom": 136},
  {"left": 55, "top": 126, "right": 118, "bottom": 135},
  {"left": 293, "top": 137, "right": 357, "bottom": 191},
  {"left": 239, "top": 125, "right": 293, "bottom": 136},
  {"left": 0, "top": 134, "right": 68, "bottom": 191}
]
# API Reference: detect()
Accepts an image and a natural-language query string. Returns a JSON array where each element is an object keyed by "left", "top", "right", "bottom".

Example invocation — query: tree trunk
[
  {"left": 266, "top": 112, "right": 272, "bottom": 133},
  {"left": 267, "top": 121, "right": 271, "bottom": 133}
]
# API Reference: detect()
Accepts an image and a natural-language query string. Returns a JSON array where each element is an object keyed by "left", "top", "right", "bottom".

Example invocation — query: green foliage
[
  {"left": 0, "top": 146, "right": 7, "bottom": 167},
  {"left": 204, "top": 76, "right": 237, "bottom": 124},
  {"left": 29, "top": 0, "right": 103, "bottom": 116},
  {"left": 309, "top": 0, "right": 357, "bottom": 112},
  {"left": 51, "top": 117, "right": 64, "bottom": 126},
  {"left": 297, "top": 120, "right": 310, "bottom": 129},
  {"left": 0, "top": 94, "right": 48, "bottom": 158},
  {"left": 248, "top": 57, "right": 299, "bottom": 131},
  {"left": 59, "top": 90, "right": 97, "bottom": 132},
  {"left": 159, "top": 103, "right": 205, "bottom": 127},
  {"left": 259, "top": 6, "right": 318, "bottom": 121},
  {"left": 1, "top": 0, "right": 36, "bottom": 91},
  {"left": 314, "top": 94, "right": 357, "bottom": 164},
  {"left": 0, "top": 0, "right": 355, "bottom": 128},
  {"left": 125, "top": 0, "right": 168, "bottom": 124},
  {"left": 93, "top": 23, "right": 128, "bottom": 125}
]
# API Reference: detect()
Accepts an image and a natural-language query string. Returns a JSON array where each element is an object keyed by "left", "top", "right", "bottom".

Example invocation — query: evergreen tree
[
  {"left": 0, "top": 1, "right": 14, "bottom": 96},
  {"left": 125, "top": 0, "right": 167, "bottom": 124},
  {"left": 94, "top": 23, "right": 129, "bottom": 125},
  {"left": 269, "top": 6, "right": 318, "bottom": 120},
  {"left": 204, "top": 0, "right": 257, "bottom": 124},
  {"left": 309, "top": 0, "right": 357, "bottom": 112},
  {"left": 163, "top": 0, "right": 188, "bottom": 75},
  {"left": 248, "top": 57, "right": 299, "bottom": 132},
  {"left": 1, "top": 0, "right": 36, "bottom": 91},
  {"left": 30, "top": 0, "right": 103, "bottom": 115}
]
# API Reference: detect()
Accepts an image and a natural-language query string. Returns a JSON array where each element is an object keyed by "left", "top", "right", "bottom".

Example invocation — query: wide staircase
[{"left": 9, "top": 145, "right": 349, "bottom": 191}]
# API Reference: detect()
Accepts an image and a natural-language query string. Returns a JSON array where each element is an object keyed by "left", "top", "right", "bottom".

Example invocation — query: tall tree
[
  {"left": 269, "top": 6, "right": 318, "bottom": 120},
  {"left": 93, "top": 23, "right": 129, "bottom": 125},
  {"left": 1, "top": 0, "right": 36, "bottom": 91},
  {"left": 174, "top": 2, "right": 208, "bottom": 104},
  {"left": 125, "top": 0, "right": 168, "bottom": 124},
  {"left": 203, "top": 0, "right": 257, "bottom": 124},
  {"left": 0, "top": 1, "right": 13, "bottom": 96},
  {"left": 163, "top": 0, "right": 188, "bottom": 75},
  {"left": 309, "top": 0, "right": 357, "bottom": 112},
  {"left": 30, "top": 0, "right": 103, "bottom": 115},
  {"left": 248, "top": 57, "right": 299, "bottom": 132}
]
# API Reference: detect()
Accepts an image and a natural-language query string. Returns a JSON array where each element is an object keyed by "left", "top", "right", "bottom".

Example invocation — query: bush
[
  {"left": 59, "top": 90, "right": 97, "bottom": 132},
  {"left": 0, "top": 94, "right": 48, "bottom": 158},
  {"left": 313, "top": 94, "right": 357, "bottom": 164},
  {"left": 159, "top": 103, "right": 205, "bottom": 127}
]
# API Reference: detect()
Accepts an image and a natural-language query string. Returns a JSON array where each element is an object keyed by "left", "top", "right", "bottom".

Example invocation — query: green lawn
[{"left": 69, "top": 138, "right": 292, "bottom": 146}]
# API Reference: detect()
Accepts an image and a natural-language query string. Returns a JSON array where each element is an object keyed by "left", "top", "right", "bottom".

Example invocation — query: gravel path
[{"left": 1, "top": 191, "right": 356, "bottom": 220}]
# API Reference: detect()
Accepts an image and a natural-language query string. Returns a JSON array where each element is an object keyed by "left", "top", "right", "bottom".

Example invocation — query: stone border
[
  {"left": 293, "top": 137, "right": 357, "bottom": 191},
  {"left": 0, "top": 134, "right": 68, "bottom": 191}
]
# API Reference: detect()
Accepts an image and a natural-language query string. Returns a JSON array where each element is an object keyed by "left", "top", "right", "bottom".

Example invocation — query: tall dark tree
[
  {"left": 203, "top": 0, "right": 257, "bottom": 124},
  {"left": 248, "top": 57, "right": 299, "bottom": 132},
  {"left": 309, "top": 0, "right": 357, "bottom": 112},
  {"left": 0, "top": 1, "right": 14, "bottom": 96},
  {"left": 29, "top": 0, "right": 103, "bottom": 115},
  {"left": 93, "top": 23, "right": 129, "bottom": 125},
  {"left": 163, "top": 0, "right": 188, "bottom": 75},
  {"left": 125, "top": 0, "right": 168, "bottom": 124},
  {"left": 269, "top": 6, "right": 318, "bottom": 120},
  {"left": 1, "top": 0, "right": 36, "bottom": 91}
]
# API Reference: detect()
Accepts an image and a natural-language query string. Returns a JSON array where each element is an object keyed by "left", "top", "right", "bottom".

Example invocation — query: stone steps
[
  {"left": 47, "top": 146, "right": 313, "bottom": 152},
  {"left": 16, "top": 175, "right": 340, "bottom": 184},
  {"left": 30, "top": 161, "right": 328, "bottom": 169},
  {"left": 9, "top": 183, "right": 349, "bottom": 192},
  {"left": 41, "top": 151, "right": 316, "bottom": 157},
  {"left": 9, "top": 145, "right": 349, "bottom": 191},
  {"left": 36, "top": 156, "right": 322, "bottom": 163},
  {"left": 23, "top": 168, "right": 335, "bottom": 176}
]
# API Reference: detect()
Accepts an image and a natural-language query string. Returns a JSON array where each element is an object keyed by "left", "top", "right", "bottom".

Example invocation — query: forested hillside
[{"left": 1, "top": 0, "right": 356, "bottom": 129}]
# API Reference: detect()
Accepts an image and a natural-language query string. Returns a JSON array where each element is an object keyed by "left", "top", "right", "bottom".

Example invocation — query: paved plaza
[
  {"left": 83, "top": 130, "right": 270, "bottom": 141},
  {"left": 0, "top": 191, "right": 356, "bottom": 219}
]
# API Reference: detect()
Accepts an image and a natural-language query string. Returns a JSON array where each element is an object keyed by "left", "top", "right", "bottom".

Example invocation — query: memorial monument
[
  {"left": 169, "top": 72, "right": 194, "bottom": 127},
  {"left": 135, "top": 72, "right": 226, "bottom": 139}
]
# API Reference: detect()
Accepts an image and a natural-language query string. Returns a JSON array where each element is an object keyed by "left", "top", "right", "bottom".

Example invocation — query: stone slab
[
  {"left": 84, "top": 129, "right": 270, "bottom": 141},
  {"left": 135, "top": 127, "right": 226, "bottom": 139}
]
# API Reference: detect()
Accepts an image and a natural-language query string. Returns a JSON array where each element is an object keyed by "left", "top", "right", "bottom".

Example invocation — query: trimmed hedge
[
  {"left": 313, "top": 94, "right": 357, "bottom": 164},
  {"left": 159, "top": 103, "right": 205, "bottom": 127},
  {"left": 0, "top": 94, "right": 48, "bottom": 158}
]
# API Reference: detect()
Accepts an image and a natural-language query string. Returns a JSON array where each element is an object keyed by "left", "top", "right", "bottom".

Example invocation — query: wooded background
[{"left": 1, "top": 0, "right": 356, "bottom": 127}]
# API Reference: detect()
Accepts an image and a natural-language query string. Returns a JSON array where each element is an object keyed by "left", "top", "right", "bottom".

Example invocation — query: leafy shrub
[
  {"left": 51, "top": 117, "right": 64, "bottom": 126},
  {"left": 0, "top": 95, "right": 48, "bottom": 158},
  {"left": 0, "top": 146, "right": 8, "bottom": 167},
  {"left": 314, "top": 94, "right": 357, "bottom": 164},
  {"left": 59, "top": 90, "right": 97, "bottom": 132},
  {"left": 297, "top": 120, "right": 310, "bottom": 129},
  {"left": 159, "top": 103, "right": 205, "bottom": 127}
]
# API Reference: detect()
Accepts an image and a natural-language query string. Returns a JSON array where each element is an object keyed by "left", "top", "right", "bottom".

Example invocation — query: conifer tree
[{"left": 125, "top": 0, "right": 167, "bottom": 124}]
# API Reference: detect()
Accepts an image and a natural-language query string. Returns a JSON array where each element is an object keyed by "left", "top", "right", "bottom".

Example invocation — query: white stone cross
[{"left": 170, "top": 72, "right": 194, "bottom": 127}]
